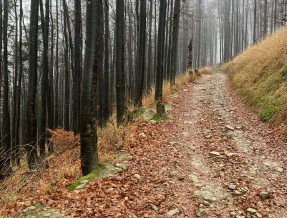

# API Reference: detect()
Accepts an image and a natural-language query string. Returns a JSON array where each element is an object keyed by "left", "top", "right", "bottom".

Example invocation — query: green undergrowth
[
  {"left": 66, "top": 163, "right": 108, "bottom": 191},
  {"left": 127, "top": 108, "right": 145, "bottom": 120},
  {"left": 221, "top": 28, "right": 287, "bottom": 134},
  {"left": 151, "top": 113, "right": 168, "bottom": 123}
]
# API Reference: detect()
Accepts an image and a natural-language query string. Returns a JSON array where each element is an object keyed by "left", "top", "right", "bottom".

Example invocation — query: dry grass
[
  {"left": 0, "top": 118, "right": 135, "bottom": 210},
  {"left": 142, "top": 72, "right": 199, "bottom": 108},
  {"left": 221, "top": 27, "right": 287, "bottom": 134},
  {"left": 97, "top": 114, "right": 135, "bottom": 162},
  {"left": 199, "top": 66, "right": 212, "bottom": 75}
]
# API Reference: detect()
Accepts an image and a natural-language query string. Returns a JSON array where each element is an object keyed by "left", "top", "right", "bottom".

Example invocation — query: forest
[{"left": 0, "top": 0, "right": 287, "bottom": 217}]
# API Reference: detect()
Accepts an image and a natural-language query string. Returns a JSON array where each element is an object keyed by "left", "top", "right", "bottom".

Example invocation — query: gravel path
[{"left": 166, "top": 71, "right": 287, "bottom": 217}]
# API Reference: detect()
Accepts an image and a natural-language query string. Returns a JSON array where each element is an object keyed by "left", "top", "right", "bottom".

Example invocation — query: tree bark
[
  {"left": 155, "top": 0, "right": 167, "bottom": 117},
  {"left": 80, "top": 0, "right": 103, "bottom": 176},
  {"left": 116, "top": 0, "right": 127, "bottom": 125},
  {"left": 1, "top": 0, "right": 12, "bottom": 176},
  {"left": 170, "top": 0, "right": 181, "bottom": 85},
  {"left": 74, "top": 0, "right": 82, "bottom": 133},
  {"left": 24, "top": 0, "right": 40, "bottom": 170}
]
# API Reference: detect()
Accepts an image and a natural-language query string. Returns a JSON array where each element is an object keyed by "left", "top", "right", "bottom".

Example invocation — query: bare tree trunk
[
  {"left": 24, "top": 0, "right": 40, "bottom": 170},
  {"left": 80, "top": 0, "right": 103, "bottom": 176},
  {"left": 73, "top": 0, "right": 82, "bottom": 133},
  {"left": 253, "top": 0, "right": 257, "bottom": 43},
  {"left": 134, "top": 0, "right": 147, "bottom": 107},
  {"left": 170, "top": 0, "right": 181, "bottom": 85},
  {"left": 116, "top": 0, "right": 127, "bottom": 125},
  {"left": 155, "top": 0, "right": 167, "bottom": 117},
  {"left": 1, "top": 0, "right": 12, "bottom": 176}
]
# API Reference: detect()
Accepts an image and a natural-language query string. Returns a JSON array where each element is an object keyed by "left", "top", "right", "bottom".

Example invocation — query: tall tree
[
  {"left": 24, "top": 0, "right": 40, "bottom": 169},
  {"left": 80, "top": 0, "right": 103, "bottom": 176},
  {"left": 155, "top": 0, "right": 167, "bottom": 117},
  {"left": 253, "top": 0, "right": 257, "bottom": 43},
  {"left": 170, "top": 0, "right": 181, "bottom": 85},
  {"left": 39, "top": 0, "right": 50, "bottom": 158},
  {"left": 263, "top": 0, "right": 268, "bottom": 37},
  {"left": 73, "top": 0, "right": 82, "bottom": 133},
  {"left": 103, "top": 0, "right": 110, "bottom": 125},
  {"left": 63, "top": 0, "right": 70, "bottom": 131},
  {"left": 15, "top": 0, "right": 24, "bottom": 166},
  {"left": 12, "top": 0, "right": 19, "bottom": 165},
  {"left": 115, "top": 0, "right": 127, "bottom": 125},
  {"left": 1, "top": 0, "right": 12, "bottom": 176},
  {"left": 134, "top": 0, "right": 147, "bottom": 107},
  {"left": 146, "top": 0, "right": 153, "bottom": 93}
]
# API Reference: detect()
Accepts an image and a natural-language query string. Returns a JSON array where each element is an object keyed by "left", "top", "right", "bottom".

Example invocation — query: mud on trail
[{"left": 7, "top": 71, "right": 287, "bottom": 217}]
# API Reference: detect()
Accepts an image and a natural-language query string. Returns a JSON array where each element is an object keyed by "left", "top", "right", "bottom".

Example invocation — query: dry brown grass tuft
[
  {"left": 221, "top": 27, "right": 287, "bottom": 135},
  {"left": 199, "top": 66, "right": 212, "bottom": 75},
  {"left": 97, "top": 114, "right": 135, "bottom": 162},
  {"left": 142, "top": 71, "right": 200, "bottom": 108}
]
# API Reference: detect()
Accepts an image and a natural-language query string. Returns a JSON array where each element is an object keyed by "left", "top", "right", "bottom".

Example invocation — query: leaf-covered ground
[{"left": 3, "top": 71, "right": 287, "bottom": 217}]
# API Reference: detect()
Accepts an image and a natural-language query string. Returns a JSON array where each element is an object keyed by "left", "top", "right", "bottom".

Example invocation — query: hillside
[{"left": 222, "top": 28, "right": 287, "bottom": 135}]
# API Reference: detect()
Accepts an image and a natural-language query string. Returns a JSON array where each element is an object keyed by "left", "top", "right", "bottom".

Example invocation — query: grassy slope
[{"left": 222, "top": 28, "right": 287, "bottom": 134}]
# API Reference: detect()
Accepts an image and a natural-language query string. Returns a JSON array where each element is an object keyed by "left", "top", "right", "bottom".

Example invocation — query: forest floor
[{"left": 5, "top": 70, "right": 287, "bottom": 217}]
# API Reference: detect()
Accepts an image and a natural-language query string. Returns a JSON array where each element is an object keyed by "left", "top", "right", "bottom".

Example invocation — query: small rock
[
  {"left": 183, "top": 89, "right": 188, "bottom": 92},
  {"left": 75, "top": 184, "right": 86, "bottom": 190},
  {"left": 233, "top": 190, "right": 241, "bottom": 195},
  {"left": 256, "top": 213, "right": 263, "bottom": 218},
  {"left": 139, "top": 132, "right": 146, "bottom": 137},
  {"left": 210, "top": 151, "right": 221, "bottom": 157},
  {"left": 184, "top": 121, "right": 193, "bottom": 125},
  {"left": 219, "top": 164, "right": 225, "bottom": 168},
  {"left": 43, "top": 213, "right": 52, "bottom": 217},
  {"left": 202, "top": 194, "right": 216, "bottom": 202},
  {"left": 228, "top": 184, "right": 236, "bottom": 190},
  {"left": 151, "top": 204, "right": 159, "bottom": 211},
  {"left": 246, "top": 208, "right": 257, "bottom": 214},
  {"left": 203, "top": 201, "right": 210, "bottom": 206},
  {"left": 108, "top": 188, "right": 114, "bottom": 192},
  {"left": 196, "top": 208, "right": 205, "bottom": 217},
  {"left": 189, "top": 174, "right": 199, "bottom": 183},
  {"left": 30, "top": 206, "right": 37, "bottom": 210},
  {"left": 115, "top": 163, "right": 129, "bottom": 171},
  {"left": 133, "top": 174, "right": 141, "bottom": 180},
  {"left": 167, "top": 208, "right": 180, "bottom": 217},
  {"left": 230, "top": 212, "right": 236, "bottom": 217},
  {"left": 275, "top": 167, "right": 284, "bottom": 172},
  {"left": 226, "top": 126, "right": 235, "bottom": 131},
  {"left": 182, "top": 132, "right": 189, "bottom": 136},
  {"left": 227, "top": 153, "right": 238, "bottom": 157},
  {"left": 259, "top": 192, "right": 270, "bottom": 200},
  {"left": 126, "top": 156, "right": 133, "bottom": 161}
]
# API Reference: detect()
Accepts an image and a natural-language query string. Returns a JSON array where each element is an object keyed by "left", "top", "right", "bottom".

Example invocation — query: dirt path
[
  {"left": 164, "top": 71, "right": 287, "bottom": 217},
  {"left": 9, "top": 71, "right": 287, "bottom": 217}
]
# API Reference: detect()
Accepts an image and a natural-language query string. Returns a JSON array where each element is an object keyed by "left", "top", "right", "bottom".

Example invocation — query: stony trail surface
[
  {"left": 8, "top": 71, "right": 287, "bottom": 217},
  {"left": 165, "top": 71, "right": 287, "bottom": 217}
]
